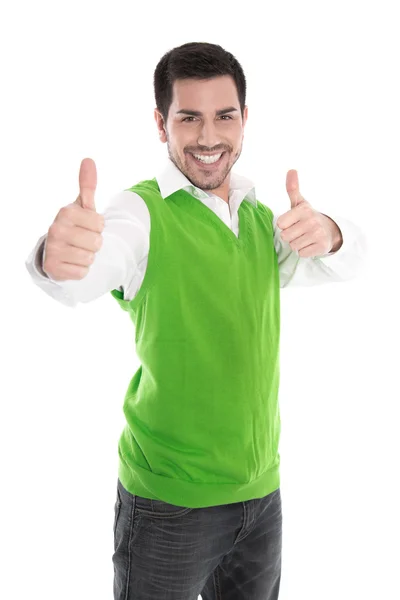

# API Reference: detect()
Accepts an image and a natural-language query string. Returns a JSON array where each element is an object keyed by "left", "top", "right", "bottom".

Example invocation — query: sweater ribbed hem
[{"left": 118, "top": 453, "right": 280, "bottom": 508}]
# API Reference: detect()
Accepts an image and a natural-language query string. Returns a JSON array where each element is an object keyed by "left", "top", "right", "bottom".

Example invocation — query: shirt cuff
[
  {"left": 316, "top": 215, "right": 352, "bottom": 257},
  {"left": 313, "top": 214, "right": 369, "bottom": 277}
]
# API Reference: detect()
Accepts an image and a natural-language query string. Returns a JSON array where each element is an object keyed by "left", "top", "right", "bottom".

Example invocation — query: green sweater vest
[{"left": 111, "top": 178, "right": 281, "bottom": 508}]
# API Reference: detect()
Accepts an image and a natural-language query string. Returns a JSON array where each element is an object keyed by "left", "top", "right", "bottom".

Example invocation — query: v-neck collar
[{"left": 179, "top": 189, "right": 250, "bottom": 248}]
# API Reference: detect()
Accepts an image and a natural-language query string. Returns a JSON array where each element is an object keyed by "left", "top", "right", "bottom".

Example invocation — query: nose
[{"left": 197, "top": 121, "right": 221, "bottom": 150}]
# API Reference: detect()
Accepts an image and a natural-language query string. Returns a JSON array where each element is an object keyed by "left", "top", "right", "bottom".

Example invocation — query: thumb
[
  {"left": 76, "top": 158, "right": 97, "bottom": 210},
  {"left": 286, "top": 169, "right": 302, "bottom": 209}
]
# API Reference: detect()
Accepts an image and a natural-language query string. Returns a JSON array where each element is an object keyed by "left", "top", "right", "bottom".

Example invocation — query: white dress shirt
[{"left": 25, "top": 159, "right": 368, "bottom": 308}]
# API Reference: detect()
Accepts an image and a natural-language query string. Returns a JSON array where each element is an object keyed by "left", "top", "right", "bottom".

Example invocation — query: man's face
[{"left": 155, "top": 75, "right": 248, "bottom": 192}]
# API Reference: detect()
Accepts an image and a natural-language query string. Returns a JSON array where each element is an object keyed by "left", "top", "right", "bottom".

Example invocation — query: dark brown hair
[{"left": 154, "top": 42, "right": 247, "bottom": 124}]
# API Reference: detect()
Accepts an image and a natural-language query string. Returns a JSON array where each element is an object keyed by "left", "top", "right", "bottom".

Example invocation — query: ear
[
  {"left": 242, "top": 105, "right": 248, "bottom": 127},
  {"left": 154, "top": 108, "right": 167, "bottom": 143}
]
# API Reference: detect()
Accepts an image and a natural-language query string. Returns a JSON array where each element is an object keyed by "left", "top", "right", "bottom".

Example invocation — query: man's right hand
[{"left": 43, "top": 158, "right": 105, "bottom": 281}]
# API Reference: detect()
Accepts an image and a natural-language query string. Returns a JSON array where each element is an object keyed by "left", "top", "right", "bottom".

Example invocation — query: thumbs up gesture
[
  {"left": 43, "top": 158, "right": 105, "bottom": 281},
  {"left": 275, "top": 169, "right": 343, "bottom": 258}
]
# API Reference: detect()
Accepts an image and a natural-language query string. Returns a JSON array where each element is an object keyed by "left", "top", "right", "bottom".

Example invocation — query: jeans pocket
[{"left": 135, "top": 496, "right": 195, "bottom": 519}]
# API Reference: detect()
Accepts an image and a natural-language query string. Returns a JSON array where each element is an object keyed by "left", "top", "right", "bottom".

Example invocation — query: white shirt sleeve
[
  {"left": 24, "top": 191, "right": 150, "bottom": 307},
  {"left": 272, "top": 213, "right": 369, "bottom": 288}
]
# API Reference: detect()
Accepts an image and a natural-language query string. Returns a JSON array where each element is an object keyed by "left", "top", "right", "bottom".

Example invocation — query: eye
[{"left": 182, "top": 115, "right": 233, "bottom": 123}]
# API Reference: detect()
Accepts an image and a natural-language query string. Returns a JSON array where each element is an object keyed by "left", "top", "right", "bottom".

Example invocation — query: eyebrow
[{"left": 176, "top": 106, "right": 238, "bottom": 117}]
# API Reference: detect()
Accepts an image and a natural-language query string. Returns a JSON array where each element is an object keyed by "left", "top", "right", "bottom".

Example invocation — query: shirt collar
[{"left": 155, "top": 157, "right": 257, "bottom": 207}]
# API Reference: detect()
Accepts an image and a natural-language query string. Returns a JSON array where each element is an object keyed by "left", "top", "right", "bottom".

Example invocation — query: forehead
[{"left": 170, "top": 75, "right": 239, "bottom": 112}]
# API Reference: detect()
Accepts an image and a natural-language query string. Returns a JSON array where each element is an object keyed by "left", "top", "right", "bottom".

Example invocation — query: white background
[{"left": 1, "top": 0, "right": 399, "bottom": 599}]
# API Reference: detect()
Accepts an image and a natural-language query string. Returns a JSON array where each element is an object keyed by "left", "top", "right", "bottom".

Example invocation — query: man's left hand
[{"left": 276, "top": 169, "right": 343, "bottom": 258}]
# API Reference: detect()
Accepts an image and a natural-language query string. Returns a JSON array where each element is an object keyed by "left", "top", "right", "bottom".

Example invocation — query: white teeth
[{"left": 193, "top": 153, "right": 222, "bottom": 164}]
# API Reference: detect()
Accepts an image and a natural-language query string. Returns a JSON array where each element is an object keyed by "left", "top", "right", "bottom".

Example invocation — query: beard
[{"left": 167, "top": 140, "right": 242, "bottom": 192}]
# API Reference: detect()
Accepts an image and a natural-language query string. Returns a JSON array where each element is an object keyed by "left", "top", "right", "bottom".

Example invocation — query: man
[{"left": 25, "top": 41, "right": 367, "bottom": 600}]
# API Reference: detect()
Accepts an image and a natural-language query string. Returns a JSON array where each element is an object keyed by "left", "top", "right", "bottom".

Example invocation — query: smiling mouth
[{"left": 188, "top": 152, "right": 226, "bottom": 167}]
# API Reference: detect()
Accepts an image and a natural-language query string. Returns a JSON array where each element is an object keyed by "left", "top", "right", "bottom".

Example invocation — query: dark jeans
[{"left": 112, "top": 478, "right": 282, "bottom": 599}]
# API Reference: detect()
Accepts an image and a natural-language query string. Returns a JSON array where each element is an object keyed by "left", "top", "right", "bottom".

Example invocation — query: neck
[{"left": 204, "top": 176, "right": 230, "bottom": 204}]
